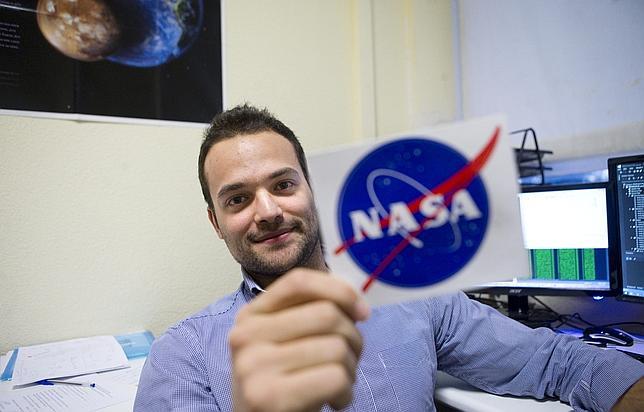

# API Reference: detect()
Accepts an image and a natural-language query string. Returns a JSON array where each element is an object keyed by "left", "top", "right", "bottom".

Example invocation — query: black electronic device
[
  {"left": 582, "top": 326, "right": 634, "bottom": 347},
  {"left": 608, "top": 154, "right": 644, "bottom": 303},
  {"left": 473, "top": 182, "right": 619, "bottom": 321}
]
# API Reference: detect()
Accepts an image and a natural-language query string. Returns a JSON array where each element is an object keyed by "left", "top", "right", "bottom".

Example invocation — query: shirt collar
[{"left": 241, "top": 269, "right": 265, "bottom": 298}]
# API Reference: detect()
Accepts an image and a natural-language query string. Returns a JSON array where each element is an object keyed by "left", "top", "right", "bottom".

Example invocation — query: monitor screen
[
  {"left": 478, "top": 182, "right": 615, "bottom": 296},
  {"left": 609, "top": 154, "right": 644, "bottom": 303}
]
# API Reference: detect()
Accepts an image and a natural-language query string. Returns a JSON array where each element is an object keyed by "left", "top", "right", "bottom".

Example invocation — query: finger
[
  {"left": 230, "top": 300, "right": 364, "bottom": 357},
  {"left": 246, "top": 363, "right": 354, "bottom": 412},
  {"left": 234, "top": 335, "right": 358, "bottom": 381},
  {"left": 240, "top": 268, "right": 370, "bottom": 322},
  {"left": 281, "top": 364, "right": 354, "bottom": 411}
]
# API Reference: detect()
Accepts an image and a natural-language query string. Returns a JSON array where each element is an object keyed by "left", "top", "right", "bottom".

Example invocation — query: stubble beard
[{"left": 226, "top": 213, "right": 322, "bottom": 280}]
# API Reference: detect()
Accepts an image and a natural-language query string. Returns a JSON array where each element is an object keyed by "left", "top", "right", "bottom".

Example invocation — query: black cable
[
  {"left": 554, "top": 313, "right": 596, "bottom": 331},
  {"left": 470, "top": 294, "right": 642, "bottom": 334},
  {"left": 597, "top": 321, "right": 644, "bottom": 328},
  {"left": 569, "top": 313, "right": 594, "bottom": 326},
  {"left": 529, "top": 296, "right": 558, "bottom": 316}
]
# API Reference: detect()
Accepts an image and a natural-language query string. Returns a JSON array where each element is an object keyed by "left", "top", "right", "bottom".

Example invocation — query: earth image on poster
[{"left": 34, "top": 0, "right": 203, "bottom": 67}]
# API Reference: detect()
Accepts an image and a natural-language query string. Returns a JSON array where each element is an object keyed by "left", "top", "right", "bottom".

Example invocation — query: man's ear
[{"left": 207, "top": 207, "right": 223, "bottom": 239}]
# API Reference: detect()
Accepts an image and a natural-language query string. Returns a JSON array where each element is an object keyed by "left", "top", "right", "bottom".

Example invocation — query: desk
[{"left": 434, "top": 371, "right": 572, "bottom": 411}]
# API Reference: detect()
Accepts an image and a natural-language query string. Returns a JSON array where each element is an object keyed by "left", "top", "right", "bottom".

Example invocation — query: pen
[{"left": 37, "top": 379, "right": 96, "bottom": 388}]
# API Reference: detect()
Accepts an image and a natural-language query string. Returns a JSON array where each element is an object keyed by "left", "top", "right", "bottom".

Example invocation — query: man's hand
[
  {"left": 611, "top": 377, "right": 643, "bottom": 412},
  {"left": 229, "top": 268, "right": 371, "bottom": 412}
]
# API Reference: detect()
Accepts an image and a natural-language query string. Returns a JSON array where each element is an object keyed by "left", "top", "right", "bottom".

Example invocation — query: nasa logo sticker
[{"left": 335, "top": 138, "right": 490, "bottom": 290}]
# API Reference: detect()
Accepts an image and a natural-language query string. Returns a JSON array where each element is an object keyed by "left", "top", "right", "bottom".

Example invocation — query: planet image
[
  {"left": 36, "top": 0, "right": 121, "bottom": 61},
  {"left": 34, "top": 0, "right": 203, "bottom": 67}
]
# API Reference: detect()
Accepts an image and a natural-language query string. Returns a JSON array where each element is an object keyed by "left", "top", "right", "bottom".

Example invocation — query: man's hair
[{"left": 198, "top": 104, "right": 310, "bottom": 210}]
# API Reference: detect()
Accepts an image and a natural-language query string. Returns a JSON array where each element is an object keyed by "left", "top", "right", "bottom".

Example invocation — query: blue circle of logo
[{"left": 336, "top": 138, "right": 489, "bottom": 288}]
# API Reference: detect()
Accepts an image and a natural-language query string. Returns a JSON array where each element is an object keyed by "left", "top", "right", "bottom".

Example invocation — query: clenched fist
[{"left": 229, "top": 268, "right": 370, "bottom": 412}]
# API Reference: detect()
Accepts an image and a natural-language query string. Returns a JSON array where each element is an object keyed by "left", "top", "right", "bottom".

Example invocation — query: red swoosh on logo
[{"left": 331, "top": 126, "right": 501, "bottom": 292}]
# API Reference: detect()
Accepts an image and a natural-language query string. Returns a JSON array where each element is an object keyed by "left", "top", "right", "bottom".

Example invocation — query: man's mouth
[{"left": 252, "top": 227, "right": 294, "bottom": 243}]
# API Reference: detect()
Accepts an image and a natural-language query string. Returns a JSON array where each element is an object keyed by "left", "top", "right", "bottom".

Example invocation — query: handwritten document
[{"left": 11, "top": 336, "right": 128, "bottom": 386}]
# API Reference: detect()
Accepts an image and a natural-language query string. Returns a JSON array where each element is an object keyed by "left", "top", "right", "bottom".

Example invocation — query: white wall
[
  {"left": 459, "top": 0, "right": 644, "bottom": 159},
  {"left": 0, "top": 118, "right": 232, "bottom": 349},
  {"left": 0, "top": 0, "right": 456, "bottom": 352},
  {"left": 224, "top": 0, "right": 456, "bottom": 142},
  {"left": 458, "top": 0, "right": 644, "bottom": 322}
]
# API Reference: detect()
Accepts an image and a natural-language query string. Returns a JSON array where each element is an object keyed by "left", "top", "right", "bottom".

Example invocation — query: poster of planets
[{"left": 0, "top": 0, "right": 222, "bottom": 123}]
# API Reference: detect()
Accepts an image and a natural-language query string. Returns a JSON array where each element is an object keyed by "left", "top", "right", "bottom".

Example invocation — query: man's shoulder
[
  {"left": 372, "top": 291, "right": 467, "bottom": 313},
  {"left": 173, "top": 288, "right": 244, "bottom": 331},
  {"left": 152, "top": 287, "right": 243, "bottom": 347},
  {"left": 146, "top": 288, "right": 245, "bottom": 359}
]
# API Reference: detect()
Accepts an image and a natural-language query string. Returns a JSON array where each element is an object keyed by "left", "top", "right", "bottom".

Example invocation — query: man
[{"left": 135, "top": 104, "right": 643, "bottom": 411}]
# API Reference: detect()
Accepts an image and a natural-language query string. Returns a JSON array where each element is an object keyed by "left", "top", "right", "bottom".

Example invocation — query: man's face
[{"left": 204, "top": 131, "right": 321, "bottom": 281}]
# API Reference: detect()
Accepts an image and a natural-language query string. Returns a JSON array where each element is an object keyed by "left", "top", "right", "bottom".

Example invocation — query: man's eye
[
  {"left": 227, "top": 195, "right": 247, "bottom": 207},
  {"left": 275, "top": 181, "right": 294, "bottom": 191}
]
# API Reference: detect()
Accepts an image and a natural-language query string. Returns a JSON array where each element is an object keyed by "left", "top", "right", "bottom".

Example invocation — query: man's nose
[{"left": 254, "top": 190, "right": 283, "bottom": 225}]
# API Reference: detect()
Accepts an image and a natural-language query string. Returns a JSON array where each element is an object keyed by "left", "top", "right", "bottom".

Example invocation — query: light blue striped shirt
[{"left": 135, "top": 274, "right": 644, "bottom": 411}]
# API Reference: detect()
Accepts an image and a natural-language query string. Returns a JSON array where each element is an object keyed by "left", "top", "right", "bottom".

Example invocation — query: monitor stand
[
  {"left": 506, "top": 295, "right": 558, "bottom": 328},
  {"left": 508, "top": 295, "right": 530, "bottom": 320}
]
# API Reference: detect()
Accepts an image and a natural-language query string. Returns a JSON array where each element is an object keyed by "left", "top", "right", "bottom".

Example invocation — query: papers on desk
[
  {"left": 0, "top": 332, "right": 153, "bottom": 412},
  {"left": 11, "top": 336, "right": 129, "bottom": 386},
  {"left": 0, "top": 358, "right": 147, "bottom": 412},
  {"left": 0, "top": 379, "right": 133, "bottom": 412}
]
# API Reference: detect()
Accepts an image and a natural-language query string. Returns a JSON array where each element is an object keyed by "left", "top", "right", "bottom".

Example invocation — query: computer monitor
[
  {"left": 608, "top": 154, "right": 644, "bottom": 303},
  {"left": 474, "top": 182, "right": 619, "bottom": 320}
]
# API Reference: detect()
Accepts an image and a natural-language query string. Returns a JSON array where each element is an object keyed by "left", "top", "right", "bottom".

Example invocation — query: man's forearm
[{"left": 611, "top": 378, "right": 643, "bottom": 412}]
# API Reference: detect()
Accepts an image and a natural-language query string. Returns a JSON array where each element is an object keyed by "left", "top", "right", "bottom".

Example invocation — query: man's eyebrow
[
  {"left": 216, "top": 168, "right": 299, "bottom": 200},
  {"left": 217, "top": 182, "right": 245, "bottom": 200},
  {"left": 269, "top": 167, "right": 299, "bottom": 180}
]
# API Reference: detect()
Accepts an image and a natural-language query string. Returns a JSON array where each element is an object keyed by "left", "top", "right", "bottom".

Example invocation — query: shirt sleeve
[
  {"left": 134, "top": 324, "right": 221, "bottom": 412},
  {"left": 430, "top": 292, "right": 644, "bottom": 412}
]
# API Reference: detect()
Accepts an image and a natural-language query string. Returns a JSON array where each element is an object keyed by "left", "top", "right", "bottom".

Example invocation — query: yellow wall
[{"left": 0, "top": 0, "right": 456, "bottom": 352}]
